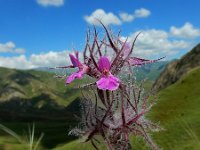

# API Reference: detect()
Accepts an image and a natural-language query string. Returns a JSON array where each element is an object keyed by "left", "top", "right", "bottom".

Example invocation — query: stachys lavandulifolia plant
[{"left": 52, "top": 22, "right": 164, "bottom": 150}]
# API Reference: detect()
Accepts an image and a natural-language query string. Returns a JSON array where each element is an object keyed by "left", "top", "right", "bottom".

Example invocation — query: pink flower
[
  {"left": 66, "top": 52, "right": 89, "bottom": 84},
  {"left": 96, "top": 56, "right": 120, "bottom": 91}
]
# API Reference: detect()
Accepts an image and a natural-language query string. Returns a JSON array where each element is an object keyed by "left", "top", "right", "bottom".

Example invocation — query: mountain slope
[
  {"left": 0, "top": 67, "right": 80, "bottom": 105},
  {"left": 153, "top": 43, "right": 200, "bottom": 92},
  {"left": 0, "top": 67, "right": 83, "bottom": 122},
  {"left": 149, "top": 66, "right": 200, "bottom": 150}
]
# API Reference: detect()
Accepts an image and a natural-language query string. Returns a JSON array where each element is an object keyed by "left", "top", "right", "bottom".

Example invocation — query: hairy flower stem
[{"left": 65, "top": 24, "right": 162, "bottom": 150}]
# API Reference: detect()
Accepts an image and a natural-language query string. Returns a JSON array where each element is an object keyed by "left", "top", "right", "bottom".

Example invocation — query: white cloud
[
  {"left": 85, "top": 8, "right": 151, "bottom": 25},
  {"left": 0, "top": 41, "right": 26, "bottom": 54},
  {"left": 122, "top": 29, "right": 190, "bottom": 59},
  {"left": 30, "top": 50, "right": 71, "bottom": 68},
  {"left": 0, "top": 50, "right": 73, "bottom": 69},
  {"left": 0, "top": 55, "right": 33, "bottom": 69},
  {"left": 119, "top": 12, "right": 135, "bottom": 22},
  {"left": 84, "top": 9, "right": 121, "bottom": 26},
  {"left": 36, "top": 0, "right": 64, "bottom": 7},
  {"left": 170, "top": 22, "right": 200, "bottom": 38},
  {"left": 119, "top": 8, "right": 151, "bottom": 22},
  {"left": 134, "top": 8, "right": 151, "bottom": 18}
]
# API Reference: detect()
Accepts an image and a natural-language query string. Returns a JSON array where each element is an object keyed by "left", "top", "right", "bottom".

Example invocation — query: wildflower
[
  {"left": 53, "top": 23, "right": 162, "bottom": 150},
  {"left": 96, "top": 56, "right": 120, "bottom": 91},
  {"left": 66, "top": 52, "right": 89, "bottom": 84}
]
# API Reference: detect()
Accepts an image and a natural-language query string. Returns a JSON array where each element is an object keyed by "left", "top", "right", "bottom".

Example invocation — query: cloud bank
[
  {"left": 119, "top": 23, "right": 200, "bottom": 59},
  {"left": 0, "top": 50, "right": 71, "bottom": 69},
  {"left": 0, "top": 22, "right": 199, "bottom": 69},
  {"left": 123, "top": 29, "right": 190, "bottom": 59},
  {"left": 170, "top": 22, "right": 200, "bottom": 38},
  {"left": 84, "top": 8, "right": 151, "bottom": 26}
]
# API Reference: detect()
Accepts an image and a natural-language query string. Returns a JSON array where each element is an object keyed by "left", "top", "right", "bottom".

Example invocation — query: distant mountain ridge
[
  {"left": 134, "top": 61, "right": 168, "bottom": 82},
  {"left": 153, "top": 43, "right": 200, "bottom": 92},
  {"left": 0, "top": 67, "right": 81, "bottom": 121}
]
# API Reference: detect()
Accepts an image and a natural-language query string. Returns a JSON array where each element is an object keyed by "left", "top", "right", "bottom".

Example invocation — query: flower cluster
[
  {"left": 54, "top": 23, "right": 163, "bottom": 150},
  {"left": 56, "top": 23, "right": 163, "bottom": 91}
]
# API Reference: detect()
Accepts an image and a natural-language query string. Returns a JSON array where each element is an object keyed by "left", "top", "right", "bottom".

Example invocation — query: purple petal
[
  {"left": 66, "top": 70, "right": 84, "bottom": 84},
  {"left": 128, "top": 57, "right": 165, "bottom": 66},
  {"left": 98, "top": 56, "right": 111, "bottom": 72},
  {"left": 69, "top": 54, "right": 81, "bottom": 67},
  {"left": 96, "top": 74, "right": 120, "bottom": 91}
]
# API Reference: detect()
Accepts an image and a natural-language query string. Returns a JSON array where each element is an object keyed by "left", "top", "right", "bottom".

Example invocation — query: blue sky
[{"left": 0, "top": 0, "right": 200, "bottom": 69}]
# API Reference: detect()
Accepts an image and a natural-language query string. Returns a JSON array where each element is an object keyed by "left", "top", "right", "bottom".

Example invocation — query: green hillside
[
  {"left": 0, "top": 67, "right": 81, "bottom": 107},
  {"left": 148, "top": 66, "right": 200, "bottom": 150},
  {"left": 54, "top": 67, "right": 200, "bottom": 150}
]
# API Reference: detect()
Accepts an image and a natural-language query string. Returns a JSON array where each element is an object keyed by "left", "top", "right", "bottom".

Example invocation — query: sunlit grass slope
[
  {"left": 54, "top": 67, "right": 200, "bottom": 150},
  {"left": 148, "top": 66, "right": 200, "bottom": 150}
]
